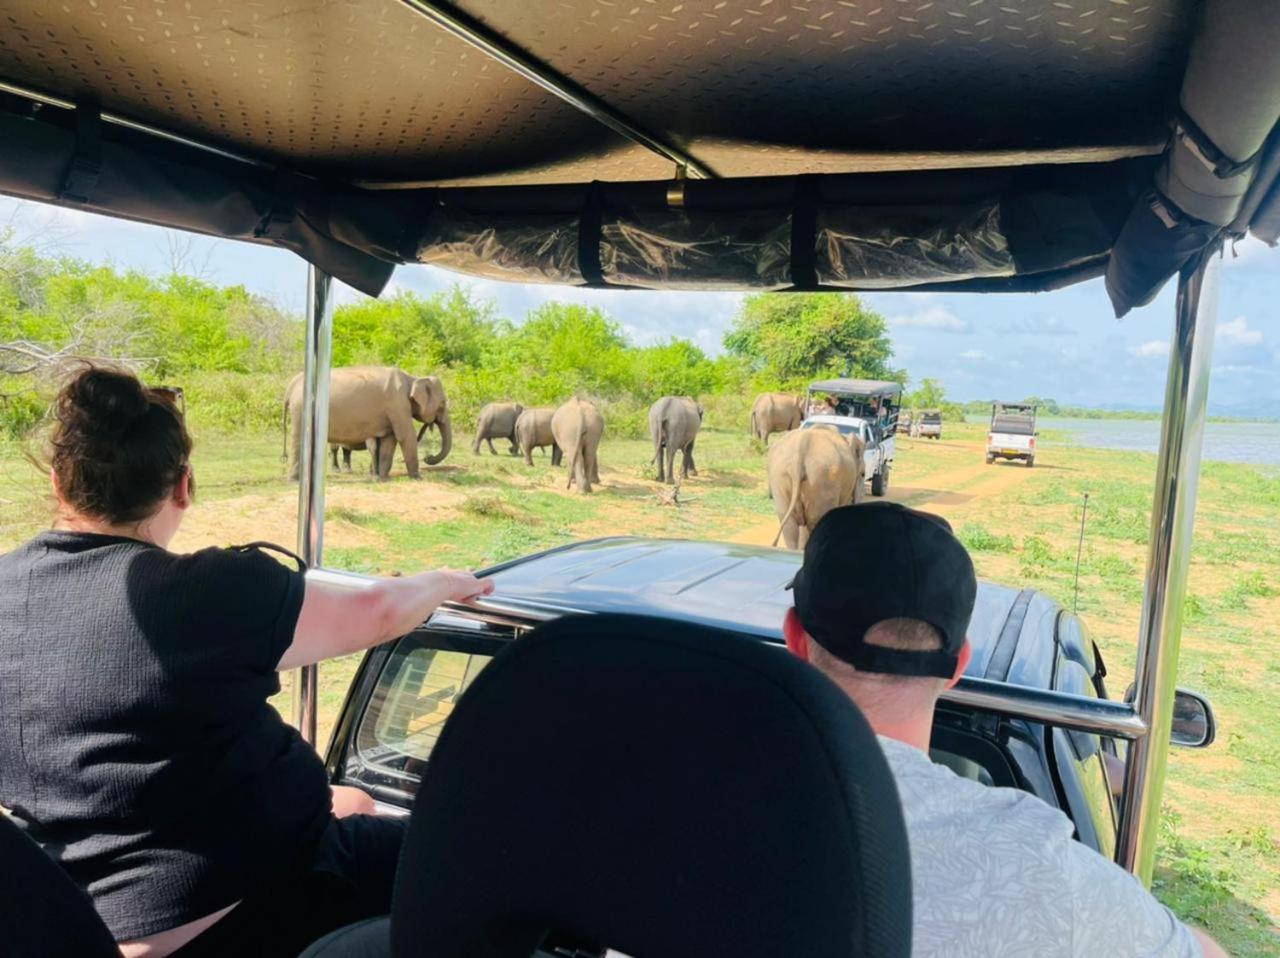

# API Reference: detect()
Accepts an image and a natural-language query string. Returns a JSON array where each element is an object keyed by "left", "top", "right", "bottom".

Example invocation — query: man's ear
[
  {"left": 783, "top": 607, "right": 809, "bottom": 660},
  {"left": 945, "top": 639, "right": 973, "bottom": 689}
]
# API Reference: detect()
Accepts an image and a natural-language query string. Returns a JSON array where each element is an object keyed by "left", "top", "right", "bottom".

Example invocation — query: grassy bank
[{"left": 1, "top": 419, "right": 1276, "bottom": 954}]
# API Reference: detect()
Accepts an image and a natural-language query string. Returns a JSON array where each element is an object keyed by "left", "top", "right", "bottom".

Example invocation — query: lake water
[{"left": 995, "top": 417, "right": 1280, "bottom": 467}]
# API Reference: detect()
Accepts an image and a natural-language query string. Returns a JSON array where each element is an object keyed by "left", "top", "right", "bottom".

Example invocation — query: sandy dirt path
[{"left": 730, "top": 438, "right": 1040, "bottom": 546}]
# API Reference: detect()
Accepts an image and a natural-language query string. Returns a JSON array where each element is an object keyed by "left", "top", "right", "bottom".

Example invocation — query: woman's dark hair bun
[
  {"left": 61, "top": 367, "right": 151, "bottom": 439},
  {"left": 45, "top": 364, "right": 194, "bottom": 524}
]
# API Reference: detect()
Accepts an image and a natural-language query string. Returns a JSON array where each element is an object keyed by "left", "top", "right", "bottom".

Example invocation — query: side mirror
[{"left": 1123, "top": 684, "right": 1217, "bottom": 748}]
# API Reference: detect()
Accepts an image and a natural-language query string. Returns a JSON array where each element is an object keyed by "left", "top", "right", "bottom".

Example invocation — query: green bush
[
  {"left": 958, "top": 523, "right": 1015, "bottom": 553},
  {"left": 0, "top": 383, "right": 47, "bottom": 440}
]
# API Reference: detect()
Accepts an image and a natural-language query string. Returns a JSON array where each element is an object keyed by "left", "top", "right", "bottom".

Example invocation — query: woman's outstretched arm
[{"left": 278, "top": 570, "right": 493, "bottom": 671}]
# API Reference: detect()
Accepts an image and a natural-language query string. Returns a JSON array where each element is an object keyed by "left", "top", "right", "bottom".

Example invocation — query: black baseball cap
[{"left": 789, "top": 502, "right": 977, "bottom": 679}]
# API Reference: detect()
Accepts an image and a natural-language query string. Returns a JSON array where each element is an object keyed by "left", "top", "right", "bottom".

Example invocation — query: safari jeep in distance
[
  {"left": 803, "top": 379, "right": 902, "bottom": 496},
  {"left": 987, "top": 402, "right": 1039, "bottom": 467},
  {"left": 320, "top": 538, "right": 1217, "bottom": 862}
]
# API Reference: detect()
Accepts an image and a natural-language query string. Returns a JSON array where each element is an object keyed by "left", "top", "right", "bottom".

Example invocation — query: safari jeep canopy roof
[
  {"left": 1, "top": 1, "right": 1278, "bottom": 311},
  {"left": 807, "top": 379, "right": 903, "bottom": 399}
]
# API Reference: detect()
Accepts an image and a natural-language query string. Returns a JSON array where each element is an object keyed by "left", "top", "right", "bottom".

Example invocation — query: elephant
[
  {"left": 766, "top": 426, "right": 865, "bottom": 550},
  {"left": 515, "top": 406, "right": 562, "bottom": 467},
  {"left": 472, "top": 402, "right": 524, "bottom": 456},
  {"left": 330, "top": 437, "right": 391, "bottom": 476},
  {"left": 284, "top": 366, "right": 451, "bottom": 481},
  {"left": 751, "top": 392, "right": 804, "bottom": 445},
  {"left": 649, "top": 395, "right": 703, "bottom": 484},
  {"left": 551, "top": 398, "right": 604, "bottom": 494}
]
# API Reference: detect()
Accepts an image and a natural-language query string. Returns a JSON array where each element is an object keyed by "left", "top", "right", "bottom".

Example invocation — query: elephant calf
[
  {"left": 515, "top": 407, "right": 561, "bottom": 467},
  {"left": 552, "top": 398, "right": 604, "bottom": 494},
  {"left": 649, "top": 395, "right": 703, "bottom": 484},
  {"left": 766, "top": 426, "right": 865, "bottom": 550},
  {"left": 473, "top": 402, "right": 524, "bottom": 456}
]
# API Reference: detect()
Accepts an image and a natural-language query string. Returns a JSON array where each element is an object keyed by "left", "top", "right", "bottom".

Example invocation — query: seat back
[
  {"left": 0, "top": 812, "right": 118, "bottom": 957},
  {"left": 392, "top": 613, "right": 911, "bottom": 958}
]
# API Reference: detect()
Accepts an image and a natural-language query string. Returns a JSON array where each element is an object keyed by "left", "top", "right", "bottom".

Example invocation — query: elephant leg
[
  {"left": 589, "top": 444, "right": 601, "bottom": 486},
  {"left": 523, "top": 441, "right": 535, "bottom": 467},
  {"left": 654, "top": 441, "right": 665, "bottom": 482},
  {"left": 330, "top": 446, "right": 339, "bottom": 470},
  {"left": 342, "top": 448, "right": 353, "bottom": 473},
  {"left": 471, "top": 429, "right": 482, "bottom": 455},
  {"left": 664, "top": 444, "right": 677, "bottom": 486},
  {"left": 685, "top": 441, "right": 698, "bottom": 477},
  {"left": 392, "top": 418, "right": 421, "bottom": 479},
  {"left": 376, "top": 436, "right": 395, "bottom": 480},
  {"left": 487, "top": 437, "right": 499, "bottom": 455},
  {"left": 797, "top": 524, "right": 811, "bottom": 549},
  {"left": 552, "top": 444, "right": 563, "bottom": 467},
  {"left": 509, "top": 431, "right": 520, "bottom": 456}
]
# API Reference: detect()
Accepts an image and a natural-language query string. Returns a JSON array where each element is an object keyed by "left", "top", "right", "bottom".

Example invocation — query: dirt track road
[{"left": 729, "top": 437, "right": 1041, "bottom": 547}]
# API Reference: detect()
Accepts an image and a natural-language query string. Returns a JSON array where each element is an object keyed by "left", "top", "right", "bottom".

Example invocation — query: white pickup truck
[
  {"left": 986, "top": 402, "right": 1038, "bottom": 467},
  {"left": 800, "top": 414, "right": 893, "bottom": 495}
]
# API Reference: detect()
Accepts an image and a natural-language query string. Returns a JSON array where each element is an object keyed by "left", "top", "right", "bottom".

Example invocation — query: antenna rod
[{"left": 1073, "top": 492, "right": 1090, "bottom": 614}]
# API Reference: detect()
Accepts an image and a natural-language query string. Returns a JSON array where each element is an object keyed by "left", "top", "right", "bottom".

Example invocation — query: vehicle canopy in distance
[
  {"left": 991, "top": 402, "right": 1039, "bottom": 435},
  {"left": 806, "top": 379, "right": 903, "bottom": 436}
]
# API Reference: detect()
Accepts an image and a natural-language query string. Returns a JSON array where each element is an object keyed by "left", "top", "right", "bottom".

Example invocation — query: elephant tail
[{"left": 772, "top": 460, "right": 805, "bottom": 548}]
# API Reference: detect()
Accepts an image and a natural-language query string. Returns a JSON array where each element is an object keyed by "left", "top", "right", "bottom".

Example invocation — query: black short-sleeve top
[{"left": 0, "top": 531, "right": 332, "bottom": 941}]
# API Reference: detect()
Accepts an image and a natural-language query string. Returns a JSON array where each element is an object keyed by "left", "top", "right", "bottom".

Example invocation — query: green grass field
[{"left": 1, "top": 420, "right": 1277, "bottom": 954}]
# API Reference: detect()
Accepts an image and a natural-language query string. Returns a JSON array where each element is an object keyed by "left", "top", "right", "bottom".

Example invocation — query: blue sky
[{"left": 4, "top": 196, "right": 1277, "bottom": 414}]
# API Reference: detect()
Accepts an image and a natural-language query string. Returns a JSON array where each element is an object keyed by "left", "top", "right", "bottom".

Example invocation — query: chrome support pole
[
  {"left": 293, "top": 266, "right": 335, "bottom": 746},
  {"left": 1116, "top": 250, "right": 1221, "bottom": 881},
  {"left": 394, "top": 1, "right": 715, "bottom": 179}
]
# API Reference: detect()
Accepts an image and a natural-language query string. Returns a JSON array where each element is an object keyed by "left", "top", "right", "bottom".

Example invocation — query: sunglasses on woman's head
[{"left": 151, "top": 386, "right": 185, "bottom": 416}]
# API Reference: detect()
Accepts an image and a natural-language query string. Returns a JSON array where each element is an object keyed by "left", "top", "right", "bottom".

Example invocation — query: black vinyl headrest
[
  {"left": 0, "top": 813, "right": 118, "bottom": 957},
  {"left": 392, "top": 613, "right": 912, "bottom": 958}
]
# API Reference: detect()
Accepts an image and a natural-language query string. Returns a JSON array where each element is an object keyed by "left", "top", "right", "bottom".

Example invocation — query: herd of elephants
[{"left": 284, "top": 366, "right": 872, "bottom": 549}]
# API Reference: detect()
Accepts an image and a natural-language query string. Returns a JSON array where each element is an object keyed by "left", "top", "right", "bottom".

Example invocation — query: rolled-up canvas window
[
  {"left": 416, "top": 207, "right": 582, "bottom": 284},
  {"left": 599, "top": 209, "right": 792, "bottom": 290},
  {"left": 815, "top": 201, "right": 1014, "bottom": 288}
]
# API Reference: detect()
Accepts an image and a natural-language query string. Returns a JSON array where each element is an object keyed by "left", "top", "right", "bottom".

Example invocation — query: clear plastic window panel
[
  {"left": 356, "top": 646, "right": 492, "bottom": 780},
  {"left": 600, "top": 209, "right": 792, "bottom": 290},
  {"left": 815, "top": 201, "right": 1014, "bottom": 288},
  {"left": 417, "top": 208, "right": 582, "bottom": 285}
]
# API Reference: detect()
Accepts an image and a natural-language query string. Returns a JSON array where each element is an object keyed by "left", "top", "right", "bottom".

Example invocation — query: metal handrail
[{"left": 306, "top": 570, "right": 1152, "bottom": 743}]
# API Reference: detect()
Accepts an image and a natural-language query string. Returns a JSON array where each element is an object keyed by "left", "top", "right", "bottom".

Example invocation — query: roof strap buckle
[
  {"left": 58, "top": 102, "right": 103, "bottom": 204},
  {"left": 666, "top": 164, "right": 688, "bottom": 209},
  {"left": 1175, "top": 112, "right": 1260, "bottom": 181}
]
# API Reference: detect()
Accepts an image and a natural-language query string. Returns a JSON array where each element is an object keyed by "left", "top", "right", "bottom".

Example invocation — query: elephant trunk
[{"left": 425, "top": 408, "right": 452, "bottom": 466}]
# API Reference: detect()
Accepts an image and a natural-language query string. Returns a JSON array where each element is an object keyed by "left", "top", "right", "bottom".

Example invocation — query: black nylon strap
[
  {"left": 58, "top": 102, "right": 103, "bottom": 203},
  {"left": 984, "top": 588, "right": 1035, "bottom": 682},
  {"left": 578, "top": 181, "right": 605, "bottom": 286},
  {"left": 228, "top": 540, "right": 308, "bottom": 573},
  {"left": 1176, "top": 111, "right": 1261, "bottom": 180},
  {"left": 790, "top": 174, "right": 819, "bottom": 289}
]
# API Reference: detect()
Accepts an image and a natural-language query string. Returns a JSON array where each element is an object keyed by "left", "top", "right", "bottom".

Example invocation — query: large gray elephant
[
  {"left": 472, "top": 401, "right": 524, "bottom": 456},
  {"left": 551, "top": 398, "right": 604, "bottom": 494},
  {"left": 284, "top": 366, "right": 451, "bottom": 481},
  {"left": 515, "top": 406, "right": 561, "bottom": 467},
  {"left": 766, "top": 426, "right": 864, "bottom": 550},
  {"left": 649, "top": 395, "right": 703, "bottom": 484},
  {"left": 750, "top": 392, "right": 804, "bottom": 446}
]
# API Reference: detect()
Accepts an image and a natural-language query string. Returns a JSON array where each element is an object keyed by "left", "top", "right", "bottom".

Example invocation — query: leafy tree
[
  {"left": 906, "top": 377, "right": 947, "bottom": 410},
  {"left": 723, "top": 293, "right": 897, "bottom": 387}
]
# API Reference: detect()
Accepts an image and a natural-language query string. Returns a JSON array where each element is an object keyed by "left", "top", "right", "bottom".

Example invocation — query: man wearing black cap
[{"left": 783, "top": 502, "right": 1224, "bottom": 958}]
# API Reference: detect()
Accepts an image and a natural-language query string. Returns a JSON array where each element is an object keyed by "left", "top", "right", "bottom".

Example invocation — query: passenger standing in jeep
[{"left": 0, "top": 366, "right": 491, "bottom": 957}]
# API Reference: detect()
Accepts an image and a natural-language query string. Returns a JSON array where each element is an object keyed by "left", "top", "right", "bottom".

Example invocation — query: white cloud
[
  {"left": 889, "top": 305, "right": 969, "bottom": 333},
  {"left": 958, "top": 349, "right": 988, "bottom": 361},
  {"left": 1128, "top": 340, "right": 1170, "bottom": 358},
  {"left": 1216, "top": 315, "right": 1263, "bottom": 346}
]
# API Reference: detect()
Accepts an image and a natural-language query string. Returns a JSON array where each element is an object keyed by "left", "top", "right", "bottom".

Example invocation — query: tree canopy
[{"left": 723, "top": 293, "right": 899, "bottom": 387}]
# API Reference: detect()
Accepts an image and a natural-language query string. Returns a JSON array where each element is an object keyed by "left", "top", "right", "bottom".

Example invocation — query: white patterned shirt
[{"left": 878, "top": 736, "right": 1202, "bottom": 958}]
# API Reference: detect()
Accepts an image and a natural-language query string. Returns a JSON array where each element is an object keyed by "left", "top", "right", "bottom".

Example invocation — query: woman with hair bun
[{"left": 0, "top": 365, "right": 492, "bottom": 957}]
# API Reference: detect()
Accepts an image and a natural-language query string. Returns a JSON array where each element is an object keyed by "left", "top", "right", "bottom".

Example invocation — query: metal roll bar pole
[
  {"left": 293, "top": 266, "right": 335, "bottom": 746},
  {"left": 1116, "top": 249, "right": 1221, "bottom": 882}
]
